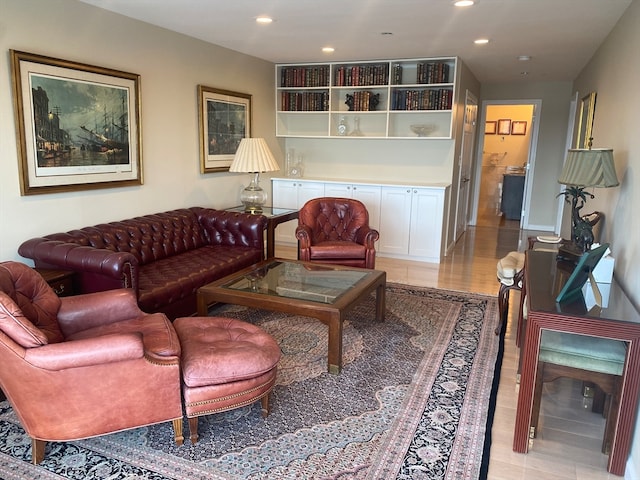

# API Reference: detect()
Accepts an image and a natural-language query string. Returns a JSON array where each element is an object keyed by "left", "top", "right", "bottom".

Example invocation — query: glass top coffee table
[{"left": 197, "top": 259, "right": 386, "bottom": 373}]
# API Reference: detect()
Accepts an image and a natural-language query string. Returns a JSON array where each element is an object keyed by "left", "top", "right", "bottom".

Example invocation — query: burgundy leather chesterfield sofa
[{"left": 18, "top": 207, "right": 267, "bottom": 319}]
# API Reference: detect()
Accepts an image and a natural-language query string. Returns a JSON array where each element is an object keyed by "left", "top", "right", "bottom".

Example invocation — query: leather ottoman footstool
[{"left": 173, "top": 316, "right": 281, "bottom": 443}]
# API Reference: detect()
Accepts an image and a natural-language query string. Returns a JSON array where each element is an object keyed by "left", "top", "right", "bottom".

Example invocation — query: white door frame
[
  {"left": 454, "top": 89, "right": 478, "bottom": 241},
  {"left": 470, "top": 99, "right": 542, "bottom": 229}
]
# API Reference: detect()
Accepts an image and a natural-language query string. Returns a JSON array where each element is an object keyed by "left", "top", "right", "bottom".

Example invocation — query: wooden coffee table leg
[
  {"left": 375, "top": 279, "right": 386, "bottom": 322},
  {"left": 197, "top": 291, "right": 209, "bottom": 316},
  {"left": 327, "top": 312, "right": 343, "bottom": 374}
]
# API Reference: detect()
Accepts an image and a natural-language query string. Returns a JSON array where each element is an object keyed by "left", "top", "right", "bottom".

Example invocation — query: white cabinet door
[
  {"left": 272, "top": 179, "right": 325, "bottom": 244},
  {"left": 272, "top": 179, "right": 298, "bottom": 209},
  {"left": 298, "top": 181, "right": 325, "bottom": 208},
  {"left": 409, "top": 188, "right": 445, "bottom": 260},
  {"left": 323, "top": 183, "right": 351, "bottom": 198},
  {"left": 351, "top": 184, "right": 381, "bottom": 232},
  {"left": 378, "top": 186, "right": 412, "bottom": 255}
]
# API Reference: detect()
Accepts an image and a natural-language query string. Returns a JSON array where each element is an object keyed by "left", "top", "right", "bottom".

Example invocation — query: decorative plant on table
[{"left": 557, "top": 186, "right": 595, "bottom": 252}]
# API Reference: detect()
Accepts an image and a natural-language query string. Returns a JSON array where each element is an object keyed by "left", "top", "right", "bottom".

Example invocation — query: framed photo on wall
[
  {"left": 511, "top": 121, "right": 527, "bottom": 135},
  {"left": 198, "top": 85, "right": 252, "bottom": 173},
  {"left": 485, "top": 121, "right": 497, "bottom": 135},
  {"left": 576, "top": 92, "right": 597, "bottom": 148},
  {"left": 497, "top": 119, "right": 511, "bottom": 135},
  {"left": 10, "top": 50, "right": 143, "bottom": 195}
]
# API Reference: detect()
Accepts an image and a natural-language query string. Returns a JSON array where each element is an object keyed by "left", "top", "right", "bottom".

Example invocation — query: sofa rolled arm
[
  {"left": 24, "top": 333, "right": 144, "bottom": 371},
  {"left": 18, "top": 238, "right": 138, "bottom": 291},
  {"left": 57, "top": 289, "right": 143, "bottom": 337},
  {"left": 192, "top": 207, "right": 267, "bottom": 250},
  {"left": 295, "top": 225, "right": 313, "bottom": 261},
  {"left": 355, "top": 226, "right": 380, "bottom": 249},
  {"left": 295, "top": 225, "right": 313, "bottom": 247}
]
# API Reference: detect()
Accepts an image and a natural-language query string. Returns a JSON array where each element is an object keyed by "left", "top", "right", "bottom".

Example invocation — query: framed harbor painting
[
  {"left": 198, "top": 85, "right": 251, "bottom": 173},
  {"left": 10, "top": 50, "right": 142, "bottom": 195}
]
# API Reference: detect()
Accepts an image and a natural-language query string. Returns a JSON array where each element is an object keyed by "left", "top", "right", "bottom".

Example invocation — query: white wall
[
  {"left": 571, "top": 1, "right": 640, "bottom": 477},
  {"left": 0, "top": 0, "right": 277, "bottom": 262}
]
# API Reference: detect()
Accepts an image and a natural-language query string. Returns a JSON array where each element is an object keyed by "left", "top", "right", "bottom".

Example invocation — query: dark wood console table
[{"left": 513, "top": 250, "right": 640, "bottom": 476}]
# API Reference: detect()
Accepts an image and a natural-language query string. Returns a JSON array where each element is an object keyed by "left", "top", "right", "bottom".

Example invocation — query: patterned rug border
[{"left": 0, "top": 283, "right": 501, "bottom": 480}]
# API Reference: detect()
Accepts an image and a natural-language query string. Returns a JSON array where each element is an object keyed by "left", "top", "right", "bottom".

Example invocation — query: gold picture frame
[
  {"left": 198, "top": 85, "right": 252, "bottom": 173},
  {"left": 576, "top": 92, "right": 597, "bottom": 148},
  {"left": 10, "top": 50, "right": 142, "bottom": 195}
]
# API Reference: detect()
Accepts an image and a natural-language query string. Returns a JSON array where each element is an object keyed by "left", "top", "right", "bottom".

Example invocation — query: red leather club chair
[
  {"left": 0, "top": 261, "right": 183, "bottom": 464},
  {"left": 296, "top": 197, "right": 379, "bottom": 269}
]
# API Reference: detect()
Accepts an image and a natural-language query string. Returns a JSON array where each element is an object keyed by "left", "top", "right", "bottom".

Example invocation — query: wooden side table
[
  {"left": 224, "top": 206, "right": 299, "bottom": 258},
  {"left": 513, "top": 250, "right": 640, "bottom": 476},
  {"left": 34, "top": 268, "right": 75, "bottom": 297}
]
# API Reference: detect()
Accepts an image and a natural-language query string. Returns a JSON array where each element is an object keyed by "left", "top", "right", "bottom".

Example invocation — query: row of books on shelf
[
  {"left": 334, "top": 64, "right": 388, "bottom": 87},
  {"left": 345, "top": 91, "right": 381, "bottom": 112},
  {"left": 280, "top": 65, "right": 330, "bottom": 88},
  {"left": 280, "top": 91, "right": 329, "bottom": 112},
  {"left": 416, "top": 62, "right": 450, "bottom": 84},
  {"left": 280, "top": 61, "right": 452, "bottom": 88},
  {"left": 391, "top": 88, "right": 452, "bottom": 111},
  {"left": 391, "top": 62, "right": 451, "bottom": 85}
]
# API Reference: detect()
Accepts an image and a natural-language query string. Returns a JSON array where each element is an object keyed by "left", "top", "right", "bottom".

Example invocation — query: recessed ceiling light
[
  {"left": 518, "top": 55, "right": 532, "bottom": 61},
  {"left": 521, "top": 71, "right": 530, "bottom": 76},
  {"left": 322, "top": 47, "right": 335, "bottom": 53},
  {"left": 454, "top": 1, "right": 475, "bottom": 7},
  {"left": 256, "top": 16, "right": 273, "bottom": 24},
  {"left": 474, "top": 38, "right": 489, "bottom": 44}
]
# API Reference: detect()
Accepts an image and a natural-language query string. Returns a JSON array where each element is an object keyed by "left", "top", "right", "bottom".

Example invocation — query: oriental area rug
[{"left": 0, "top": 284, "right": 502, "bottom": 480}]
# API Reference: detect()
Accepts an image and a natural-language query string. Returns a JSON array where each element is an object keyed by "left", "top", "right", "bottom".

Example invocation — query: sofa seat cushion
[
  {"left": 66, "top": 313, "right": 181, "bottom": 359},
  {"left": 309, "top": 241, "right": 366, "bottom": 260},
  {"left": 136, "top": 245, "right": 262, "bottom": 313}
]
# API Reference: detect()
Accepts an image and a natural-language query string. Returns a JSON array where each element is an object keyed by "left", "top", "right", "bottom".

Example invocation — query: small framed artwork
[
  {"left": 511, "top": 121, "right": 527, "bottom": 135},
  {"left": 497, "top": 119, "right": 512, "bottom": 135},
  {"left": 198, "top": 85, "right": 251, "bottom": 173},
  {"left": 484, "top": 121, "right": 497, "bottom": 135},
  {"left": 10, "top": 50, "right": 142, "bottom": 195}
]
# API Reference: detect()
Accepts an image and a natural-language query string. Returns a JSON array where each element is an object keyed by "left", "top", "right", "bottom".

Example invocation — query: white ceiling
[{"left": 78, "top": 0, "right": 632, "bottom": 84}]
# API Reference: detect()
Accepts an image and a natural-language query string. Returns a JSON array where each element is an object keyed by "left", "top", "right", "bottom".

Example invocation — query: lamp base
[
  {"left": 242, "top": 205, "right": 263, "bottom": 214},
  {"left": 557, "top": 242, "right": 584, "bottom": 264},
  {"left": 240, "top": 172, "right": 267, "bottom": 214}
]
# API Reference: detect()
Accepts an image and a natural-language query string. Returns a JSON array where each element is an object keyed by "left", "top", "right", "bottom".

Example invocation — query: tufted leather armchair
[
  {"left": 296, "top": 197, "right": 379, "bottom": 269},
  {"left": 0, "top": 261, "right": 183, "bottom": 464}
]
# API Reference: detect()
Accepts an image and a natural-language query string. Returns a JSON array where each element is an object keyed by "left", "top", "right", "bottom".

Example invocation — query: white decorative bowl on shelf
[{"left": 410, "top": 124, "right": 436, "bottom": 137}]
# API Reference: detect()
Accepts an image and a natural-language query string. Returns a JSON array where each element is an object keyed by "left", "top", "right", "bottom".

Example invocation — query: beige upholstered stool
[
  {"left": 174, "top": 316, "right": 281, "bottom": 443},
  {"left": 496, "top": 251, "right": 525, "bottom": 335}
]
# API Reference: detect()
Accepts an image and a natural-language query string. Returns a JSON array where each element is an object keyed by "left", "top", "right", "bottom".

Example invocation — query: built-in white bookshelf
[{"left": 276, "top": 57, "right": 457, "bottom": 139}]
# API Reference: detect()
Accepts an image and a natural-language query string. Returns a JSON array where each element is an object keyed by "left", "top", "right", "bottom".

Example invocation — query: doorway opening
[{"left": 472, "top": 102, "right": 538, "bottom": 231}]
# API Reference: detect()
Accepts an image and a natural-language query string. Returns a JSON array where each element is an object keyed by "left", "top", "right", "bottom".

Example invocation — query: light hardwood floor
[{"left": 275, "top": 224, "right": 618, "bottom": 479}]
